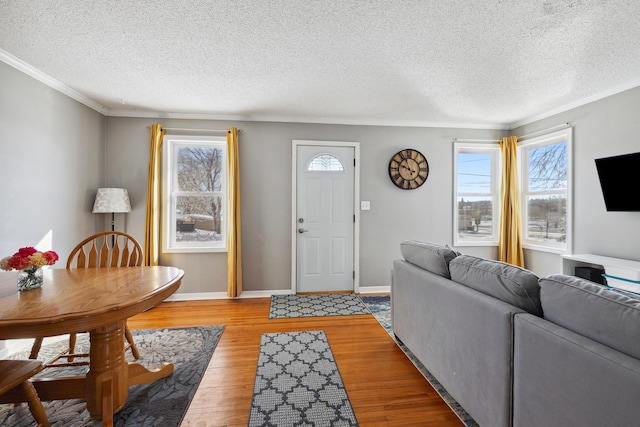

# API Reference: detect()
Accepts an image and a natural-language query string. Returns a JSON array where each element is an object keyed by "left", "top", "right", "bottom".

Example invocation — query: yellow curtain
[
  {"left": 498, "top": 136, "right": 525, "bottom": 267},
  {"left": 144, "top": 124, "right": 165, "bottom": 266},
  {"left": 227, "top": 127, "right": 243, "bottom": 297}
]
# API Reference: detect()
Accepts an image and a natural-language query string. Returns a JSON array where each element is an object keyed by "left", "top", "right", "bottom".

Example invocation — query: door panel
[
  {"left": 331, "top": 237, "right": 346, "bottom": 274},
  {"left": 304, "top": 238, "right": 320, "bottom": 274},
  {"left": 296, "top": 145, "right": 354, "bottom": 293}
]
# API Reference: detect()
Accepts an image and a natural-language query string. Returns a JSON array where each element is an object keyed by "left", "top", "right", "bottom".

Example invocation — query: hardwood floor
[{"left": 127, "top": 297, "right": 464, "bottom": 427}]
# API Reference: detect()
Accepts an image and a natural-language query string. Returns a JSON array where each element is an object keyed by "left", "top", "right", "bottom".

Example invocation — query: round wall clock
[{"left": 388, "top": 149, "right": 429, "bottom": 190}]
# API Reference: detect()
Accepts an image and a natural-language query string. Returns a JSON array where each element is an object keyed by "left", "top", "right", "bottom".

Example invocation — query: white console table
[{"left": 562, "top": 254, "right": 640, "bottom": 293}]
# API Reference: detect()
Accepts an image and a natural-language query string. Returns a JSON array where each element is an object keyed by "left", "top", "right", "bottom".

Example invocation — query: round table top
[{"left": 0, "top": 266, "right": 184, "bottom": 339}]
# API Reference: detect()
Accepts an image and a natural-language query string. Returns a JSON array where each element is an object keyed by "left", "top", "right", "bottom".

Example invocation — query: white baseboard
[
  {"left": 165, "top": 286, "right": 389, "bottom": 301},
  {"left": 165, "top": 289, "right": 295, "bottom": 301},
  {"left": 358, "top": 286, "right": 390, "bottom": 294},
  {"left": 0, "top": 335, "right": 69, "bottom": 359}
]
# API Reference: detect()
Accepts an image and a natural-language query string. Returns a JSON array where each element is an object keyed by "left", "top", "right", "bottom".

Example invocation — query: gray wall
[
  {"left": 0, "top": 61, "right": 105, "bottom": 263},
  {"left": 106, "top": 117, "right": 503, "bottom": 293},
  {"left": 514, "top": 86, "right": 640, "bottom": 276}
]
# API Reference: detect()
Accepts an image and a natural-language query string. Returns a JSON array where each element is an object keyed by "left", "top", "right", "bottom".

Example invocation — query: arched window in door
[{"left": 307, "top": 154, "right": 344, "bottom": 171}]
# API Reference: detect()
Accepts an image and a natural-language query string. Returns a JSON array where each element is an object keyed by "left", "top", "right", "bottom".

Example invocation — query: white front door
[{"left": 295, "top": 144, "right": 355, "bottom": 293}]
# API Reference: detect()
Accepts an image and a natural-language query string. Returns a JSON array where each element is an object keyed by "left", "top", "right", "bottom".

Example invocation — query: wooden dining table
[{"left": 0, "top": 266, "right": 184, "bottom": 426}]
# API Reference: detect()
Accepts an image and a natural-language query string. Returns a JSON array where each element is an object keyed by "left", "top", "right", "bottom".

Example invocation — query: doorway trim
[{"left": 291, "top": 139, "right": 360, "bottom": 294}]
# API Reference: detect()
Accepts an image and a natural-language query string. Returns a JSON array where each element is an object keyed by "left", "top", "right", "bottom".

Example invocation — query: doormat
[
  {"left": 248, "top": 330, "right": 358, "bottom": 426},
  {"left": 0, "top": 325, "right": 225, "bottom": 427},
  {"left": 269, "top": 293, "right": 371, "bottom": 318}
]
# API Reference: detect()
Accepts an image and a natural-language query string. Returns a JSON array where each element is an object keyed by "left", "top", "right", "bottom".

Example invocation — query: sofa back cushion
[
  {"left": 400, "top": 241, "right": 460, "bottom": 279},
  {"left": 540, "top": 274, "right": 640, "bottom": 359},
  {"left": 449, "top": 255, "right": 542, "bottom": 316}
]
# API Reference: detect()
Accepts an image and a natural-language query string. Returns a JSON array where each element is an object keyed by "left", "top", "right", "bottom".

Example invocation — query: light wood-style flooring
[{"left": 127, "top": 297, "right": 464, "bottom": 427}]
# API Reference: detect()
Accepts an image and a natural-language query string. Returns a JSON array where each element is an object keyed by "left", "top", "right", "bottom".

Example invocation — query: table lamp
[{"left": 92, "top": 188, "right": 131, "bottom": 232}]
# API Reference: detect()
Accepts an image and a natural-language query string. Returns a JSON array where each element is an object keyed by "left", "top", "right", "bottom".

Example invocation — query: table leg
[{"left": 85, "top": 321, "right": 128, "bottom": 425}]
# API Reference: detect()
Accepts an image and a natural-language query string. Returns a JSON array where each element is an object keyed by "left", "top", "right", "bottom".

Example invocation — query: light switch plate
[{"left": 361, "top": 201, "right": 371, "bottom": 210}]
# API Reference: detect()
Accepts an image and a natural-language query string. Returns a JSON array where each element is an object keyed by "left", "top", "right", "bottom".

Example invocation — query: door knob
[{"left": 298, "top": 228, "right": 309, "bottom": 234}]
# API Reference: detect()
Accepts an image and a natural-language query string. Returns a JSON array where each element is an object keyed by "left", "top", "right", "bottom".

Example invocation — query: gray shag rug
[
  {"left": 359, "top": 295, "right": 479, "bottom": 427},
  {"left": 0, "top": 325, "right": 225, "bottom": 427},
  {"left": 248, "top": 331, "right": 358, "bottom": 427},
  {"left": 269, "top": 293, "right": 371, "bottom": 319}
]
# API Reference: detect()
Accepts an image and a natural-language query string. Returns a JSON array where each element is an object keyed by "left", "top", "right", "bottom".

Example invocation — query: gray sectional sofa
[{"left": 391, "top": 240, "right": 640, "bottom": 427}]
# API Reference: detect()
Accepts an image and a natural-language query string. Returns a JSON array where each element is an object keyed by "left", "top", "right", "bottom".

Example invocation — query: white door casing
[{"left": 292, "top": 141, "right": 359, "bottom": 293}]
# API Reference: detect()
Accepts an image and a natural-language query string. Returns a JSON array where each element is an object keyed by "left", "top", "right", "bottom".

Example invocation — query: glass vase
[{"left": 17, "top": 267, "right": 44, "bottom": 291}]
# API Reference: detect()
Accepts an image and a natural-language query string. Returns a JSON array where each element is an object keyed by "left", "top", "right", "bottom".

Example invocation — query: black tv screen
[{"left": 595, "top": 151, "right": 640, "bottom": 211}]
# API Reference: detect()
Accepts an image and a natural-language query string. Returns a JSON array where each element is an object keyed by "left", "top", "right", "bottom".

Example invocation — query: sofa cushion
[
  {"left": 449, "top": 255, "right": 542, "bottom": 316},
  {"left": 540, "top": 274, "right": 640, "bottom": 360},
  {"left": 400, "top": 241, "right": 459, "bottom": 278}
]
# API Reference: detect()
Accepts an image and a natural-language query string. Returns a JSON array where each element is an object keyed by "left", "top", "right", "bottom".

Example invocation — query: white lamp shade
[{"left": 92, "top": 188, "right": 132, "bottom": 213}]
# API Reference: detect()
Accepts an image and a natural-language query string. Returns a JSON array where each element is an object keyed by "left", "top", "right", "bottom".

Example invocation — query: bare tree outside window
[
  {"left": 523, "top": 138, "right": 569, "bottom": 247},
  {"left": 175, "top": 146, "right": 224, "bottom": 243},
  {"left": 528, "top": 143, "right": 567, "bottom": 191},
  {"left": 164, "top": 136, "right": 227, "bottom": 252}
]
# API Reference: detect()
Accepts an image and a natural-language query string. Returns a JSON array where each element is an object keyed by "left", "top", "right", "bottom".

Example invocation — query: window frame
[
  {"left": 518, "top": 128, "right": 573, "bottom": 254},
  {"left": 162, "top": 134, "right": 228, "bottom": 253},
  {"left": 453, "top": 142, "right": 501, "bottom": 247}
]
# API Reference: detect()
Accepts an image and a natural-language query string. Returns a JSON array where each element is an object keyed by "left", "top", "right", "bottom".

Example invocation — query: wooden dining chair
[
  {"left": 29, "top": 231, "right": 143, "bottom": 365},
  {"left": 0, "top": 360, "right": 50, "bottom": 426}
]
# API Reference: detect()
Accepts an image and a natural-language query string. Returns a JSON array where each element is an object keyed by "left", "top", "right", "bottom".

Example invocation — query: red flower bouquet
[
  {"left": 1, "top": 247, "right": 59, "bottom": 290},
  {"left": 0, "top": 247, "right": 58, "bottom": 271}
]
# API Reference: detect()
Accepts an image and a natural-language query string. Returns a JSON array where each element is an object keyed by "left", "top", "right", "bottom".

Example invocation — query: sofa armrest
[{"left": 514, "top": 313, "right": 640, "bottom": 427}]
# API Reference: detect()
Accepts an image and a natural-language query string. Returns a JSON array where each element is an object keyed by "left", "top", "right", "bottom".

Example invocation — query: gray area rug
[
  {"left": 248, "top": 331, "right": 358, "bottom": 427},
  {"left": 359, "top": 295, "right": 479, "bottom": 427},
  {"left": 0, "top": 325, "right": 225, "bottom": 427},
  {"left": 269, "top": 293, "right": 371, "bottom": 319}
]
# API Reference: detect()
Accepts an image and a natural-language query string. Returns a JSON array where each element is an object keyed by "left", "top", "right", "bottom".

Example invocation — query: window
[
  {"left": 453, "top": 143, "right": 500, "bottom": 246},
  {"left": 307, "top": 154, "right": 344, "bottom": 171},
  {"left": 519, "top": 128, "right": 572, "bottom": 253},
  {"left": 162, "top": 135, "right": 227, "bottom": 252}
]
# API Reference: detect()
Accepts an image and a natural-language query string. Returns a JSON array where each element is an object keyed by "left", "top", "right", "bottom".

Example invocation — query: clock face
[{"left": 388, "top": 149, "right": 429, "bottom": 190}]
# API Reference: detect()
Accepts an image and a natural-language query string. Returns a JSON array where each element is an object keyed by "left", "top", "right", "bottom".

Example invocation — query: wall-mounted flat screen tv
[{"left": 594, "top": 151, "right": 640, "bottom": 211}]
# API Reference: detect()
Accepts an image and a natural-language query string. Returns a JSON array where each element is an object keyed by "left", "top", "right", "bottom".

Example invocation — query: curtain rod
[
  {"left": 453, "top": 122, "right": 571, "bottom": 143},
  {"left": 453, "top": 138, "right": 500, "bottom": 143},
  {"left": 146, "top": 126, "right": 242, "bottom": 133}
]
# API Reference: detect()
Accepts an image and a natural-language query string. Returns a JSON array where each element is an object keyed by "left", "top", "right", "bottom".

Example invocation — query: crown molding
[
  {"left": 106, "top": 108, "right": 243, "bottom": 121},
  {"left": 0, "top": 48, "right": 109, "bottom": 115},
  {"left": 508, "top": 78, "right": 640, "bottom": 129},
  {"left": 106, "top": 107, "right": 509, "bottom": 130}
]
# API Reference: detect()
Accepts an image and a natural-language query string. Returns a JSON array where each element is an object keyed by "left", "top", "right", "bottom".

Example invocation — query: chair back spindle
[{"left": 67, "top": 232, "right": 143, "bottom": 269}]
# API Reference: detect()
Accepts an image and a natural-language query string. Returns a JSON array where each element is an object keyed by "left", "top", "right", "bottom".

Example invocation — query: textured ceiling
[{"left": 2, "top": 0, "right": 640, "bottom": 128}]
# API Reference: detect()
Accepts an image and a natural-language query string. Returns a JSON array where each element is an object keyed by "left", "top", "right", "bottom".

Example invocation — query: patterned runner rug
[
  {"left": 269, "top": 293, "right": 371, "bottom": 318},
  {"left": 248, "top": 331, "right": 358, "bottom": 427},
  {"left": 0, "top": 325, "right": 225, "bottom": 427}
]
